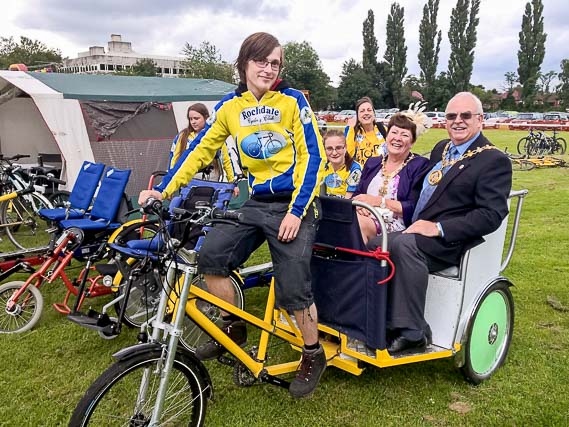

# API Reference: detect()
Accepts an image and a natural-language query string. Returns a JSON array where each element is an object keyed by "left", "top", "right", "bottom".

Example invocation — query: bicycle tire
[
  {"left": 0, "top": 192, "right": 53, "bottom": 250},
  {"left": 114, "top": 259, "right": 162, "bottom": 328},
  {"left": 47, "top": 190, "right": 70, "bottom": 208},
  {"left": 516, "top": 137, "right": 529, "bottom": 154},
  {"left": 553, "top": 137, "right": 566, "bottom": 155},
  {"left": 0, "top": 281, "right": 44, "bottom": 334},
  {"left": 110, "top": 221, "right": 160, "bottom": 328},
  {"left": 69, "top": 350, "right": 208, "bottom": 426},
  {"left": 180, "top": 272, "right": 245, "bottom": 352}
]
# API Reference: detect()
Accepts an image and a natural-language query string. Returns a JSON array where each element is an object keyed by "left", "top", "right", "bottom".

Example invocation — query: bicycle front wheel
[
  {"left": 516, "top": 137, "right": 529, "bottom": 154},
  {"left": 0, "top": 192, "right": 53, "bottom": 250},
  {"left": 69, "top": 351, "right": 209, "bottom": 426}
]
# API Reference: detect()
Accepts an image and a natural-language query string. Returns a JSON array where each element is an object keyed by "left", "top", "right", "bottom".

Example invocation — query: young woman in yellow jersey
[
  {"left": 168, "top": 103, "right": 234, "bottom": 182},
  {"left": 345, "top": 96, "right": 387, "bottom": 166}
]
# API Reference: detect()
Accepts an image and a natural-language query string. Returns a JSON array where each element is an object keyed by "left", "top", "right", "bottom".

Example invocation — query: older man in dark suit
[{"left": 382, "top": 92, "right": 512, "bottom": 354}]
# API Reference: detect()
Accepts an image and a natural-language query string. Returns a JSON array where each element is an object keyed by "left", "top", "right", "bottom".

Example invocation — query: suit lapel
[{"left": 422, "top": 134, "right": 489, "bottom": 211}]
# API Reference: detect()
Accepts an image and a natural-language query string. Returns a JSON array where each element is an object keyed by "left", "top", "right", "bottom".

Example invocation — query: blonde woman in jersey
[
  {"left": 345, "top": 96, "right": 387, "bottom": 166},
  {"left": 168, "top": 103, "right": 234, "bottom": 182},
  {"left": 323, "top": 129, "right": 361, "bottom": 198},
  {"left": 141, "top": 32, "right": 326, "bottom": 399}
]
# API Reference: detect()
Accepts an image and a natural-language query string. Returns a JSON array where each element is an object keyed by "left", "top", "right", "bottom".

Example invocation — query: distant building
[{"left": 60, "top": 34, "right": 187, "bottom": 77}]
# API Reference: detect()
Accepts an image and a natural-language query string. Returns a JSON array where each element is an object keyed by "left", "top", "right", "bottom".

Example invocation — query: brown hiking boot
[
  {"left": 194, "top": 319, "right": 247, "bottom": 361},
  {"left": 289, "top": 346, "right": 326, "bottom": 398}
]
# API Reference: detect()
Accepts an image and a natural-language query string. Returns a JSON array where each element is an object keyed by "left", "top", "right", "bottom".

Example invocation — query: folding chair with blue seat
[
  {"left": 39, "top": 161, "right": 105, "bottom": 221},
  {"left": 59, "top": 166, "right": 131, "bottom": 233},
  {"left": 113, "top": 179, "right": 235, "bottom": 258}
]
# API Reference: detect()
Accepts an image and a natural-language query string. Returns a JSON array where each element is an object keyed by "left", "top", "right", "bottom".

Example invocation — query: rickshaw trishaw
[{"left": 70, "top": 188, "right": 527, "bottom": 425}]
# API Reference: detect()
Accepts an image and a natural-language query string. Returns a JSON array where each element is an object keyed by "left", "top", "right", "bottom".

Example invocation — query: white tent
[{"left": 0, "top": 71, "right": 235, "bottom": 194}]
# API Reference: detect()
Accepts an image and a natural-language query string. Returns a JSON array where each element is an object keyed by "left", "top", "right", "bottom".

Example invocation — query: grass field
[{"left": 0, "top": 128, "right": 568, "bottom": 425}]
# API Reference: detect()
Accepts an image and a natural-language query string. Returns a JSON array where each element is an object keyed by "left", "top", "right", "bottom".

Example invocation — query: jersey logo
[
  {"left": 240, "top": 106, "right": 281, "bottom": 126},
  {"left": 241, "top": 130, "right": 286, "bottom": 159},
  {"left": 300, "top": 106, "right": 313, "bottom": 124}
]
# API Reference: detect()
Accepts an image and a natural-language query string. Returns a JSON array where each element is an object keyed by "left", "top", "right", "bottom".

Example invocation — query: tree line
[{"left": 2, "top": 0, "right": 568, "bottom": 112}]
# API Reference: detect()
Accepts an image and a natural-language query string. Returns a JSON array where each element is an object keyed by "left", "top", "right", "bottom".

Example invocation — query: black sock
[
  {"left": 304, "top": 342, "right": 320, "bottom": 352},
  {"left": 222, "top": 314, "right": 239, "bottom": 323}
]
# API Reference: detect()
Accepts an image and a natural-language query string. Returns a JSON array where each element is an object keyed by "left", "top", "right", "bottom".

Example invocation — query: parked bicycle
[{"left": 517, "top": 127, "right": 566, "bottom": 155}]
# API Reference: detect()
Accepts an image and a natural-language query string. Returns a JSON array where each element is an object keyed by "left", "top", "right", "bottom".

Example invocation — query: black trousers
[{"left": 382, "top": 232, "right": 454, "bottom": 335}]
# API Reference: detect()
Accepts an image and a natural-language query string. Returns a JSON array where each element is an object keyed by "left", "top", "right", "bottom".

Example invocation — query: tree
[
  {"left": 337, "top": 59, "right": 376, "bottom": 110},
  {"left": 429, "top": 72, "right": 453, "bottom": 110},
  {"left": 280, "top": 41, "right": 332, "bottom": 110},
  {"left": 447, "top": 0, "right": 480, "bottom": 94},
  {"left": 538, "top": 70, "right": 557, "bottom": 94},
  {"left": 0, "top": 36, "right": 62, "bottom": 70},
  {"left": 384, "top": 2, "right": 408, "bottom": 108},
  {"left": 418, "top": 0, "right": 442, "bottom": 103},
  {"left": 181, "top": 41, "right": 235, "bottom": 83},
  {"left": 362, "top": 9, "right": 378, "bottom": 73},
  {"left": 503, "top": 71, "right": 519, "bottom": 92},
  {"left": 517, "top": 0, "right": 546, "bottom": 106},
  {"left": 558, "top": 59, "right": 569, "bottom": 109},
  {"left": 360, "top": 10, "right": 385, "bottom": 107},
  {"left": 115, "top": 58, "right": 158, "bottom": 77},
  {"left": 399, "top": 75, "right": 423, "bottom": 108}
]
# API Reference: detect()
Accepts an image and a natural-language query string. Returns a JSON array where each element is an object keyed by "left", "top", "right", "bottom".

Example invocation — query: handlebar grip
[
  {"left": 212, "top": 208, "right": 242, "bottom": 221},
  {"left": 47, "top": 176, "right": 66, "bottom": 185},
  {"left": 143, "top": 197, "right": 163, "bottom": 214}
]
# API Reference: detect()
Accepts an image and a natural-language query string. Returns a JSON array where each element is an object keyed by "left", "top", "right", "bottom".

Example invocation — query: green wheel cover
[{"left": 469, "top": 291, "right": 510, "bottom": 375}]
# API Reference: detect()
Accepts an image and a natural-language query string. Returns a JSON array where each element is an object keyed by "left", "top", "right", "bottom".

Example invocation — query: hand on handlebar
[{"left": 138, "top": 189, "right": 163, "bottom": 206}]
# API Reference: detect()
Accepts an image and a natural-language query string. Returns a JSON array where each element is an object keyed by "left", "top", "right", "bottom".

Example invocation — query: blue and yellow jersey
[
  {"left": 158, "top": 81, "right": 325, "bottom": 219},
  {"left": 346, "top": 125, "right": 386, "bottom": 166},
  {"left": 168, "top": 130, "right": 197, "bottom": 169},
  {"left": 323, "top": 161, "right": 362, "bottom": 197},
  {"left": 167, "top": 130, "right": 235, "bottom": 181}
]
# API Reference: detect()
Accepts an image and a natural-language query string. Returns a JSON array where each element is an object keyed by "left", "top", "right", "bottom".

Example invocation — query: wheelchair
[{"left": 0, "top": 165, "right": 134, "bottom": 333}]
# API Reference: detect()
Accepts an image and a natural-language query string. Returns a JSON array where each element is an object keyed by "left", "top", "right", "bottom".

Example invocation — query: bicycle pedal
[
  {"left": 217, "top": 355, "right": 236, "bottom": 367},
  {"left": 46, "top": 227, "right": 59, "bottom": 234}
]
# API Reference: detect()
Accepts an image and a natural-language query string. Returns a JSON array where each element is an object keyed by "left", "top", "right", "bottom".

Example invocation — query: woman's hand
[
  {"left": 233, "top": 186, "right": 240, "bottom": 197},
  {"left": 138, "top": 189, "right": 163, "bottom": 206},
  {"left": 353, "top": 194, "right": 381, "bottom": 216}
]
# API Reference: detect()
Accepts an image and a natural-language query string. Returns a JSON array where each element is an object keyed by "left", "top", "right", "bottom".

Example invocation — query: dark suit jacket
[{"left": 415, "top": 133, "right": 512, "bottom": 265}]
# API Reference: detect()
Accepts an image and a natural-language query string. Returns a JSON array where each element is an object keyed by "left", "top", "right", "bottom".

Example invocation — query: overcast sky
[{"left": 3, "top": 0, "right": 568, "bottom": 91}]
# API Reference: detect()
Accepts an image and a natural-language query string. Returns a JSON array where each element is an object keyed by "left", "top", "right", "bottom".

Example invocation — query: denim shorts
[{"left": 198, "top": 198, "right": 321, "bottom": 312}]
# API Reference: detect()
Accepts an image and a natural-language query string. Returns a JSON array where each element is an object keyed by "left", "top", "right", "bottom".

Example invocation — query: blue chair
[
  {"left": 39, "top": 161, "right": 105, "bottom": 221},
  {"left": 60, "top": 167, "right": 131, "bottom": 232}
]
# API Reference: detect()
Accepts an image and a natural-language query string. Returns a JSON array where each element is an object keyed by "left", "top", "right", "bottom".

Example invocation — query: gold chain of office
[
  {"left": 379, "top": 153, "right": 415, "bottom": 196},
  {"left": 428, "top": 142, "right": 500, "bottom": 186}
]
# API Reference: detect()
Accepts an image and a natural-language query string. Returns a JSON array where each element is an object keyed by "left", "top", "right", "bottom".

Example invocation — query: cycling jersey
[
  {"left": 159, "top": 81, "right": 325, "bottom": 219},
  {"left": 323, "top": 161, "right": 362, "bottom": 197},
  {"left": 346, "top": 125, "right": 386, "bottom": 166}
]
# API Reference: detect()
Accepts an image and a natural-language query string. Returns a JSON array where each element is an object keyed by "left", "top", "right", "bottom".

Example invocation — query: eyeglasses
[
  {"left": 325, "top": 146, "right": 346, "bottom": 153},
  {"left": 445, "top": 112, "right": 483, "bottom": 121},
  {"left": 252, "top": 59, "right": 281, "bottom": 71}
]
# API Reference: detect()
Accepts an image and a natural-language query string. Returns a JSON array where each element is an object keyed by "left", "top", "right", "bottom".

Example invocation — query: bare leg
[
  {"left": 357, "top": 213, "right": 377, "bottom": 245},
  {"left": 203, "top": 274, "right": 236, "bottom": 316},
  {"left": 293, "top": 303, "right": 319, "bottom": 345}
]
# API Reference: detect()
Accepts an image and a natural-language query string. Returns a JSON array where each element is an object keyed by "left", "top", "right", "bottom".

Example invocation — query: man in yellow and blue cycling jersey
[{"left": 140, "top": 32, "right": 326, "bottom": 399}]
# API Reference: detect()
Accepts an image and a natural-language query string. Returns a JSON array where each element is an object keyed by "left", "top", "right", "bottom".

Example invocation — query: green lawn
[{"left": 0, "top": 128, "right": 568, "bottom": 425}]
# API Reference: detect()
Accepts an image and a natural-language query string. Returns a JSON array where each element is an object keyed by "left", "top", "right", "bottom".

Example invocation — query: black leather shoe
[{"left": 387, "top": 335, "right": 427, "bottom": 354}]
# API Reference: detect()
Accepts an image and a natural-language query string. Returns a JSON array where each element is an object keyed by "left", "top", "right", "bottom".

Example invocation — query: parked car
[
  {"left": 512, "top": 112, "right": 543, "bottom": 122},
  {"left": 425, "top": 111, "right": 446, "bottom": 126},
  {"left": 543, "top": 112, "right": 569, "bottom": 121},
  {"left": 333, "top": 110, "right": 356, "bottom": 122},
  {"left": 375, "top": 112, "right": 393, "bottom": 125}
]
